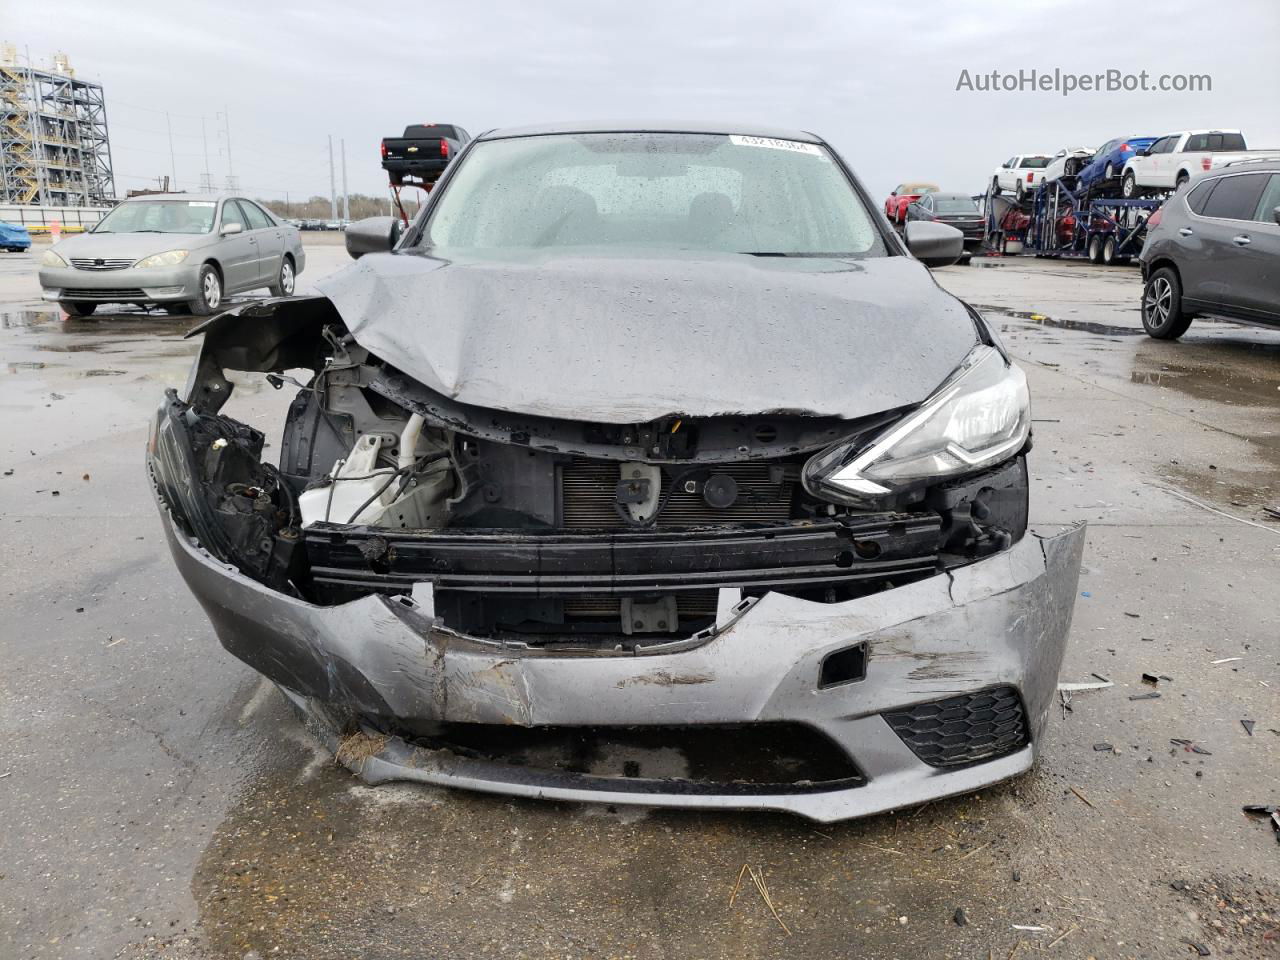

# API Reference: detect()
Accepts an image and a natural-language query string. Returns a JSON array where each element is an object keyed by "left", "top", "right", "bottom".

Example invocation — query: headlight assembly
[
  {"left": 804, "top": 345, "right": 1030, "bottom": 507},
  {"left": 41, "top": 249, "right": 67, "bottom": 268},
  {"left": 134, "top": 249, "right": 189, "bottom": 268}
]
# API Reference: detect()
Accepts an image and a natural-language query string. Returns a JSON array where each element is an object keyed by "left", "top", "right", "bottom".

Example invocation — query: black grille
[
  {"left": 61, "top": 287, "right": 147, "bottom": 299},
  {"left": 561, "top": 591, "right": 718, "bottom": 620},
  {"left": 560, "top": 459, "right": 795, "bottom": 529},
  {"left": 883, "top": 687, "right": 1028, "bottom": 768}
]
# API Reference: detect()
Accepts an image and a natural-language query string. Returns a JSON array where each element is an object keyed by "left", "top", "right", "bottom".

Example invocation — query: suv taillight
[{"left": 1148, "top": 207, "right": 1163, "bottom": 229}]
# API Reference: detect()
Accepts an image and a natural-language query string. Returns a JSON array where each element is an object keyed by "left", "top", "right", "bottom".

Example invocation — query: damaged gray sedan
[{"left": 148, "top": 122, "right": 1084, "bottom": 822}]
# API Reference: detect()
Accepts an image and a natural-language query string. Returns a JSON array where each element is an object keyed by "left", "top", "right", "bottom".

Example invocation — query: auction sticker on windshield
[{"left": 729, "top": 135, "right": 826, "bottom": 158}]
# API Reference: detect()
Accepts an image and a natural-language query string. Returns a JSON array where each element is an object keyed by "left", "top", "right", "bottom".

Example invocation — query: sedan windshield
[
  {"left": 94, "top": 200, "right": 217, "bottom": 234},
  {"left": 423, "top": 132, "right": 885, "bottom": 257}
]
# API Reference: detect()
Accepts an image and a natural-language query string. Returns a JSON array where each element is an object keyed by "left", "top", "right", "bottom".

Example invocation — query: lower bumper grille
[
  {"left": 61, "top": 287, "right": 148, "bottom": 299},
  {"left": 883, "top": 686, "right": 1029, "bottom": 768}
]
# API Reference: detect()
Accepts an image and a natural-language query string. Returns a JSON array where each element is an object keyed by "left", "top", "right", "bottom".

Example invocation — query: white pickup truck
[{"left": 1120, "top": 130, "right": 1260, "bottom": 197}]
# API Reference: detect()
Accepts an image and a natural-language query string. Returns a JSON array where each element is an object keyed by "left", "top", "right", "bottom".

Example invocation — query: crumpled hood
[{"left": 318, "top": 250, "right": 979, "bottom": 423}]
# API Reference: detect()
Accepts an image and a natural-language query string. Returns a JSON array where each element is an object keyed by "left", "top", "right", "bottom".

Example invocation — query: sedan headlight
[
  {"left": 41, "top": 249, "right": 67, "bottom": 268},
  {"left": 804, "top": 345, "right": 1030, "bottom": 507},
  {"left": 134, "top": 249, "right": 189, "bottom": 268}
]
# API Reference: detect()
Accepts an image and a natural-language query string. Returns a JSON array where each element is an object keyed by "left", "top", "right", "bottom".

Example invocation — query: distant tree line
[{"left": 257, "top": 193, "right": 422, "bottom": 220}]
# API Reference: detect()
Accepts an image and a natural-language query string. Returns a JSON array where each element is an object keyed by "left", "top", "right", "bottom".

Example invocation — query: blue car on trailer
[
  {"left": 1077, "top": 136, "right": 1158, "bottom": 194},
  {"left": 1, "top": 221, "right": 32, "bottom": 253}
]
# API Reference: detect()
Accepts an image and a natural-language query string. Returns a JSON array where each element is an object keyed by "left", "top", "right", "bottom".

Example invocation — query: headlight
[
  {"left": 41, "top": 249, "right": 67, "bottom": 267},
  {"left": 804, "top": 345, "right": 1030, "bottom": 507},
  {"left": 134, "top": 249, "right": 189, "bottom": 268}
]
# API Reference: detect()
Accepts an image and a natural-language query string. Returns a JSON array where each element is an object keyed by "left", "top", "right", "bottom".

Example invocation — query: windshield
[
  {"left": 94, "top": 200, "right": 217, "bottom": 234},
  {"left": 422, "top": 132, "right": 885, "bottom": 257},
  {"left": 902, "top": 183, "right": 938, "bottom": 194},
  {"left": 935, "top": 199, "right": 978, "bottom": 214}
]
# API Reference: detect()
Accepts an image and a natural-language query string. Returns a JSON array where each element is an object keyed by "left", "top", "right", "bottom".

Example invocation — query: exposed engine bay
[{"left": 151, "top": 297, "right": 1030, "bottom": 649}]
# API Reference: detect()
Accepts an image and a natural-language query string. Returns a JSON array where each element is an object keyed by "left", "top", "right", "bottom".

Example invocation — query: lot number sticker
[{"left": 729, "top": 135, "right": 826, "bottom": 159}]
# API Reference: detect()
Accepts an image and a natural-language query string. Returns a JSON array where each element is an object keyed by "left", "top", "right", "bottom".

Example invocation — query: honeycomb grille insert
[{"left": 883, "top": 687, "right": 1029, "bottom": 768}]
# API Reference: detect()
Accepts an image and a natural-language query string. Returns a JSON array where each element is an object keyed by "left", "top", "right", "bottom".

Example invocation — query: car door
[
  {"left": 238, "top": 200, "right": 282, "bottom": 285},
  {"left": 1230, "top": 173, "right": 1280, "bottom": 321},
  {"left": 1188, "top": 171, "right": 1269, "bottom": 308},
  {"left": 1135, "top": 137, "right": 1167, "bottom": 184},
  {"left": 1000, "top": 157, "right": 1017, "bottom": 191},
  {"left": 1154, "top": 135, "right": 1183, "bottom": 186},
  {"left": 215, "top": 200, "right": 257, "bottom": 293}
]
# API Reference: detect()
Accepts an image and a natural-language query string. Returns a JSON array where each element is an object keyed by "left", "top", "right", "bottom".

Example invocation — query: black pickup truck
[{"left": 381, "top": 123, "right": 471, "bottom": 185}]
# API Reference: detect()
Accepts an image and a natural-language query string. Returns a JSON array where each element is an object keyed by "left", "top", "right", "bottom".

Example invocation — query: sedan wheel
[
  {"left": 188, "top": 264, "right": 223, "bottom": 317},
  {"left": 269, "top": 257, "right": 296, "bottom": 297},
  {"left": 1105, "top": 163, "right": 1115, "bottom": 179}
]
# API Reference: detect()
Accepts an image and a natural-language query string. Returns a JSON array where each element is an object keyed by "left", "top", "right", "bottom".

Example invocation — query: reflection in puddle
[
  {"left": 0, "top": 307, "right": 61, "bottom": 329},
  {"left": 975, "top": 305, "right": 1147, "bottom": 337}
]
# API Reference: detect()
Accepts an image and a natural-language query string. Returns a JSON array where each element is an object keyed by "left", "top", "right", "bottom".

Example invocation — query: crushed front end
[{"left": 149, "top": 297, "right": 1083, "bottom": 822}]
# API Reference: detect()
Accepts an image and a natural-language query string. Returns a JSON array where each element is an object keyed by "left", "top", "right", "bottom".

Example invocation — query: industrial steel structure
[{"left": 0, "top": 49, "right": 114, "bottom": 206}]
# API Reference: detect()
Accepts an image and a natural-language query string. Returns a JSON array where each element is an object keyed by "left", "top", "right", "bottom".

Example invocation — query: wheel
[
  {"left": 1141, "top": 267, "right": 1193, "bottom": 339},
  {"left": 1102, "top": 236, "right": 1118, "bottom": 265},
  {"left": 59, "top": 301, "right": 97, "bottom": 317},
  {"left": 268, "top": 256, "right": 296, "bottom": 297},
  {"left": 1105, "top": 163, "right": 1116, "bottom": 180},
  {"left": 187, "top": 263, "right": 223, "bottom": 316},
  {"left": 1015, "top": 181, "right": 1026, "bottom": 201},
  {"left": 991, "top": 177, "right": 1001, "bottom": 196},
  {"left": 1122, "top": 171, "right": 1139, "bottom": 198},
  {"left": 1088, "top": 235, "right": 1104, "bottom": 263},
  {"left": 1175, "top": 173, "right": 1190, "bottom": 192}
]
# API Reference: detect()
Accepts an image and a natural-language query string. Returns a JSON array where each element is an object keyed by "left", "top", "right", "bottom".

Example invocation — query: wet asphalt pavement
[{"left": 1, "top": 236, "right": 1277, "bottom": 959}]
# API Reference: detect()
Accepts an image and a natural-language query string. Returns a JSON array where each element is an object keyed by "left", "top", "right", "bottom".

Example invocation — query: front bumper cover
[
  {"left": 39, "top": 262, "right": 200, "bottom": 302},
  {"left": 158, "top": 482, "right": 1084, "bottom": 821}
]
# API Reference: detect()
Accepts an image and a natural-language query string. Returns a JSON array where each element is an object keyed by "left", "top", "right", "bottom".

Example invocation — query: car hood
[
  {"left": 51, "top": 231, "right": 213, "bottom": 259},
  {"left": 317, "top": 250, "right": 979, "bottom": 423}
]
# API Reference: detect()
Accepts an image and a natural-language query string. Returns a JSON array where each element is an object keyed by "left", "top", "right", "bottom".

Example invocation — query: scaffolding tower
[{"left": 0, "top": 48, "right": 114, "bottom": 206}]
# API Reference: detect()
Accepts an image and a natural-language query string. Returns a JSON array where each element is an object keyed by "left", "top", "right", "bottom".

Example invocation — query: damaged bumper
[{"left": 158, "top": 490, "right": 1084, "bottom": 822}]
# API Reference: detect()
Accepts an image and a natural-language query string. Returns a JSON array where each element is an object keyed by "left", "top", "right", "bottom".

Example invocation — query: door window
[
  {"left": 1187, "top": 179, "right": 1217, "bottom": 215},
  {"left": 1251, "top": 174, "right": 1280, "bottom": 223},
  {"left": 220, "top": 201, "right": 248, "bottom": 231},
  {"left": 1200, "top": 174, "right": 1268, "bottom": 220},
  {"left": 238, "top": 200, "right": 273, "bottom": 231}
]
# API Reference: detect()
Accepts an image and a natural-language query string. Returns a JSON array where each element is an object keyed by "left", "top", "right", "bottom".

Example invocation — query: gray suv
[
  {"left": 39, "top": 194, "right": 306, "bottom": 317},
  {"left": 1139, "top": 159, "right": 1280, "bottom": 338}
]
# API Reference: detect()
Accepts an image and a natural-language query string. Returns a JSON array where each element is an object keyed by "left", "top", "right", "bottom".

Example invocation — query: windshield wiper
[{"left": 738, "top": 251, "right": 857, "bottom": 258}]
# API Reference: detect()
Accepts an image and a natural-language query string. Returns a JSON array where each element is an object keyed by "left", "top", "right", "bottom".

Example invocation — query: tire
[
  {"left": 60, "top": 301, "right": 97, "bottom": 317},
  {"left": 1122, "top": 171, "right": 1139, "bottom": 198},
  {"left": 268, "top": 256, "right": 296, "bottom": 298},
  {"left": 1141, "top": 266, "right": 1193, "bottom": 339},
  {"left": 1175, "top": 173, "right": 1190, "bottom": 192},
  {"left": 187, "top": 263, "right": 223, "bottom": 316},
  {"left": 991, "top": 177, "right": 1002, "bottom": 196},
  {"left": 1102, "top": 236, "right": 1118, "bottom": 265},
  {"left": 1015, "top": 181, "right": 1025, "bottom": 201},
  {"left": 1088, "top": 235, "right": 1104, "bottom": 263},
  {"left": 1105, "top": 163, "right": 1116, "bottom": 179}
]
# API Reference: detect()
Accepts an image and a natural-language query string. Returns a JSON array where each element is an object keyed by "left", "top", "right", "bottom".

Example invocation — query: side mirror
[
  {"left": 346, "top": 216, "right": 402, "bottom": 259},
  {"left": 220, "top": 221, "right": 243, "bottom": 236},
  {"left": 904, "top": 221, "right": 964, "bottom": 268},
  {"left": 1135, "top": 148, "right": 1150, "bottom": 157}
]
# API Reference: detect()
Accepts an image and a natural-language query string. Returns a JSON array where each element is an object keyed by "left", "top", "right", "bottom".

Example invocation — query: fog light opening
[{"left": 819, "top": 643, "right": 867, "bottom": 688}]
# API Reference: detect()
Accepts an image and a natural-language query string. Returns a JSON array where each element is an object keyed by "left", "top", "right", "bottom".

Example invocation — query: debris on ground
[
  {"left": 1142, "top": 672, "right": 1160, "bottom": 685},
  {"left": 1242, "top": 804, "right": 1279, "bottom": 815},
  {"left": 1069, "top": 786, "right": 1095, "bottom": 808},
  {"left": 1211, "top": 657, "right": 1243, "bottom": 665},
  {"left": 1057, "top": 680, "right": 1113, "bottom": 691},
  {"left": 1180, "top": 937, "right": 1211, "bottom": 956},
  {"left": 1129, "top": 692, "right": 1161, "bottom": 700},
  {"left": 1093, "top": 742, "right": 1114, "bottom": 752},
  {"left": 953, "top": 907, "right": 967, "bottom": 926},
  {"left": 729, "top": 864, "right": 792, "bottom": 935},
  {"left": 1171, "top": 739, "right": 1212, "bottom": 756},
  {"left": 335, "top": 730, "right": 390, "bottom": 769},
  {"left": 1241, "top": 719, "right": 1255, "bottom": 736}
]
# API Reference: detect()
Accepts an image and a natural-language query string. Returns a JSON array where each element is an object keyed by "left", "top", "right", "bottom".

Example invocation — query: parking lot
[{"left": 2, "top": 233, "right": 1277, "bottom": 959}]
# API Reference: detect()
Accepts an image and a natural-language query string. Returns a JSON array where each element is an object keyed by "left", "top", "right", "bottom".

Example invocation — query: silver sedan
[{"left": 38, "top": 193, "right": 306, "bottom": 316}]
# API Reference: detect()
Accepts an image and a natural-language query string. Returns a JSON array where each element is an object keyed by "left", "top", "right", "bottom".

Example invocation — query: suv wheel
[
  {"left": 1142, "top": 267, "right": 1193, "bottom": 339},
  {"left": 1122, "top": 171, "right": 1139, "bottom": 198},
  {"left": 1175, "top": 173, "right": 1190, "bottom": 191},
  {"left": 268, "top": 256, "right": 295, "bottom": 297},
  {"left": 60, "top": 301, "right": 97, "bottom": 317},
  {"left": 188, "top": 264, "right": 222, "bottom": 316}
]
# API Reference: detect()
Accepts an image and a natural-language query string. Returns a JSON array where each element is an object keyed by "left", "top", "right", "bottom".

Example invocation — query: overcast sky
[{"left": 5, "top": 0, "right": 1279, "bottom": 207}]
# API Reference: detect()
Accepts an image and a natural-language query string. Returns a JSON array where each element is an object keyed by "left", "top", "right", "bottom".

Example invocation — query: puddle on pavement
[{"left": 973, "top": 305, "right": 1146, "bottom": 338}]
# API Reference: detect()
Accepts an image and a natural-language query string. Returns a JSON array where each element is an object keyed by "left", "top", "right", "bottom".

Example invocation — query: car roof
[
  {"left": 1210, "top": 157, "right": 1280, "bottom": 171},
  {"left": 120, "top": 192, "right": 229, "bottom": 204},
  {"left": 1168, "top": 129, "right": 1242, "bottom": 136},
  {"left": 476, "top": 120, "right": 822, "bottom": 143}
]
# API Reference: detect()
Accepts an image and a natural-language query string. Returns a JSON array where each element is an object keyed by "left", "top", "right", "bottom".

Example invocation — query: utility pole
[
  {"left": 220, "top": 107, "right": 237, "bottom": 192},
  {"left": 200, "top": 116, "right": 213, "bottom": 191},
  {"left": 340, "top": 138, "right": 349, "bottom": 221},
  {"left": 165, "top": 113, "right": 177, "bottom": 191},
  {"left": 328, "top": 135, "right": 337, "bottom": 220}
]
